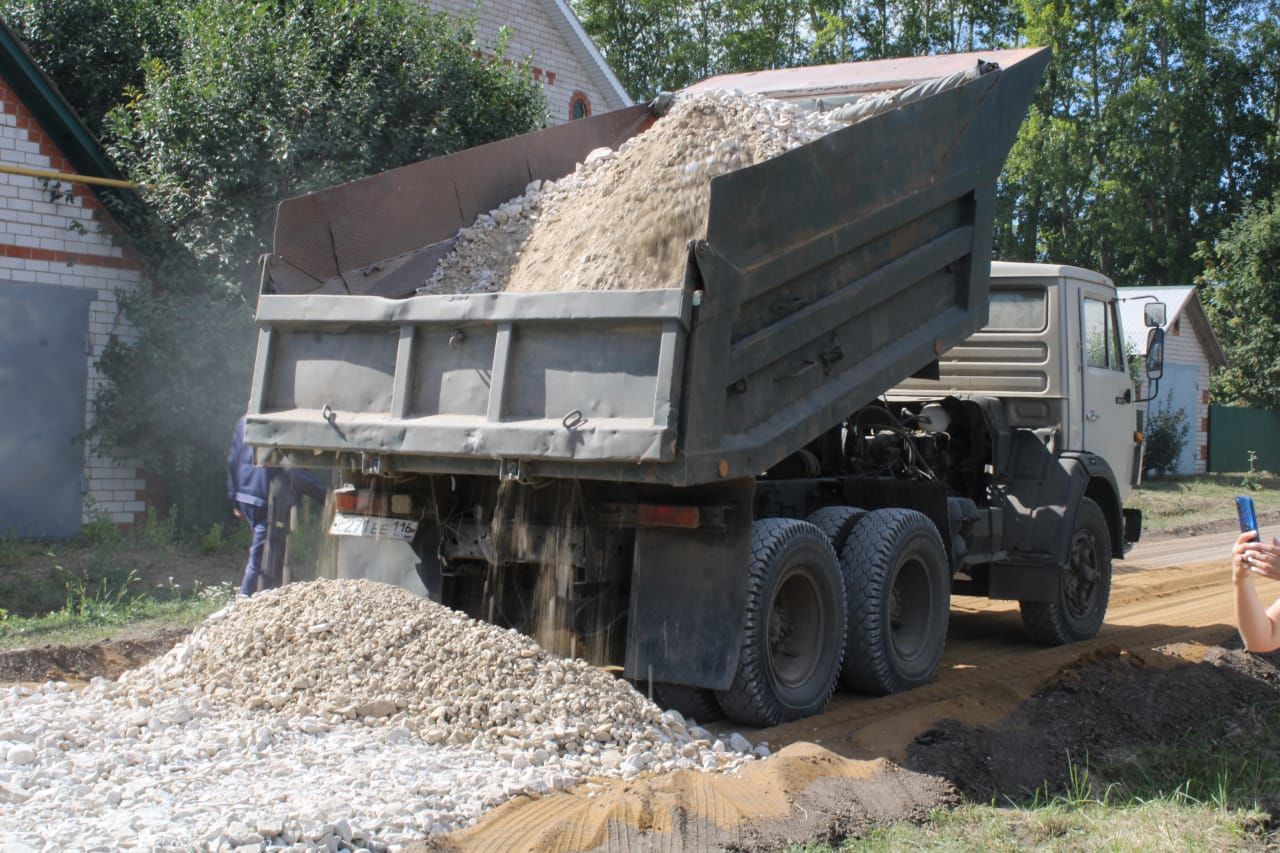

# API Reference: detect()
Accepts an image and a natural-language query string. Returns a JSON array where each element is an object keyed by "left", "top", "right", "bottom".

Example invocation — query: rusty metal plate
[{"left": 270, "top": 105, "right": 653, "bottom": 295}]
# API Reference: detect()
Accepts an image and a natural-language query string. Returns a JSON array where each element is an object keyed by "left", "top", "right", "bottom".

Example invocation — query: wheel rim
[
  {"left": 888, "top": 552, "right": 932, "bottom": 664},
  {"left": 765, "top": 566, "right": 824, "bottom": 689},
  {"left": 1064, "top": 526, "right": 1100, "bottom": 619}
]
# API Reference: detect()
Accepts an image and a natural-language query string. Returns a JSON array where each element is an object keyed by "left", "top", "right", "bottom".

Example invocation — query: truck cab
[{"left": 892, "top": 261, "right": 1156, "bottom": 554}]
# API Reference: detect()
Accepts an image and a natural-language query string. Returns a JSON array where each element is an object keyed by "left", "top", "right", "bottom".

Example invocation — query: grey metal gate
[{"left": 0, "top": 282, "right": 92, "bottom": 538}]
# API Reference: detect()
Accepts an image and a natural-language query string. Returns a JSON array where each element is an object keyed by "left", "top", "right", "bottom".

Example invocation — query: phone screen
[{"left": 1237, "top": 495, "right": 1259, "bottom": 536}]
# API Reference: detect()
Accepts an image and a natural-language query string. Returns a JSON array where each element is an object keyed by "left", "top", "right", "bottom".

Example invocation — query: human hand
[
  {"left": 1234, "top": 530, "right": 1280, "bottom": 582},
  {"left": 232, "top": 506, "right": 243, "bottom": 521}
]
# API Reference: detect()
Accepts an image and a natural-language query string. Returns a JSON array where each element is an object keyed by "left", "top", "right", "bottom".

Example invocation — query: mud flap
[
  {"left": 624, "top": 479, "right": 755, "bottom": 691},
  {"left": 993, "top": 431, "right": 1089, "bottom": 602},
  {"left": 988, "top": 560, "right": 1058, "bottom": 602}
]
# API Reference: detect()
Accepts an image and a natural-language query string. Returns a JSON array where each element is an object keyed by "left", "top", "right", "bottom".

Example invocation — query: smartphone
[{"left": 1237, "top": 495, "right": 1259, "bottom": 537}]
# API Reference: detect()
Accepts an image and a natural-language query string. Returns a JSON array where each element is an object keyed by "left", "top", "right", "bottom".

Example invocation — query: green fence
[{"left": 1208, "top": 406, "right": 1280, "bottom": 472}]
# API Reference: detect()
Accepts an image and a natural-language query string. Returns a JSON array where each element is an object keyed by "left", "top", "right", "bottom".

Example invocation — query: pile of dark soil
[
  {"left": 0, "top": 629, "right": 189, "bottom": 683},
  {"left": 906, "top": 642, "right": 1280, "bottom": 803}
]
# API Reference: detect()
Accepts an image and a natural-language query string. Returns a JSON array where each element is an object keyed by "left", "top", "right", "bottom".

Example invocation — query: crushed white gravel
[
  {"left": 0, "top": 580, "right": 760, "bottom": 851},
  {"left": 419, "top": 90, "right": 848, "bottom": 296}
]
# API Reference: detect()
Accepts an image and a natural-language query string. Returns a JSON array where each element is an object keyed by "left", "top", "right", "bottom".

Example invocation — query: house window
[{"left": 569, "top": 91, "right": 591, "bottom": 121}]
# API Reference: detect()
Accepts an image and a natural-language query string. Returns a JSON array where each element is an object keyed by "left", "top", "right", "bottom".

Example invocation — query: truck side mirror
[
  {"left": 1134, "top": 326, "right": 1165, "bottom": 403},
  {"left": 1144, "top": 302, "right": 1167, "bottom": 328},
  {"left": 1145, "top": 326, "right": 1164, "bottom": 380}
]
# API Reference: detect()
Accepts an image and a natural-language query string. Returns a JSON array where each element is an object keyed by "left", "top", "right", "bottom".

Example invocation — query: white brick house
[
  {"left": 1120, "top": 286, "right": 1227, "bottom": 475},
  {"left": 0, "top": 24, "right": 150, "bottom": 535},
  {"left": 428, "top": 0, "right": 631, "bottom": 122}
]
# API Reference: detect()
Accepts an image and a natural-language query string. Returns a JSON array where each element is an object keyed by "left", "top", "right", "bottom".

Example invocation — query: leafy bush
[
  {"left": 1241, "top": 450, "right": 1263, "bottom": 492},
  {"left": 78, "top": 498, "right": 125, "bottom": 549},
  {"left": 1200, "top": 193, "right": 1280, "bottom": 410},
  {"left": 1144, "top": 393, "right": 1191, "bottom": 476}
]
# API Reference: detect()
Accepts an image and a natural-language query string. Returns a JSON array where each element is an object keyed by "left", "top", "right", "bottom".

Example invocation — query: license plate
[{"left": 329, "top": 513, "right": 418, "bottom": 542}]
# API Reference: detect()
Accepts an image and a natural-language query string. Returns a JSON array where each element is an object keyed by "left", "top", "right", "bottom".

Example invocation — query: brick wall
[
  {"left": 0, "top": 79, "right": 148, "bottom": 526},
  {"left": 428, "top": 0, "right": 625, "bottom": 123}
]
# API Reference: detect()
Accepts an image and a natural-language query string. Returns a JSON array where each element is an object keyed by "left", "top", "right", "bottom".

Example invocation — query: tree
[
  {"left": 0, "top": 0, "right": 178, "bottom": 136},
  {"left": 82, "top": 0, "right": 545, "bottom": 525},
  {"left": 105, "top": 0, "right": 545, "bottom": 294},
  {"left": 995, "top": 0, "right": 1275, "bottom": 284},
  {"left": 1199, "top": 192, "right": 1280, "bottom": 410}
]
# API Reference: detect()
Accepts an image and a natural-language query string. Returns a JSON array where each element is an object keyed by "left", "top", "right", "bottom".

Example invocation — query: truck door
[{"left": 1079, "top": 288, "right": 1135, "bottom": 488}]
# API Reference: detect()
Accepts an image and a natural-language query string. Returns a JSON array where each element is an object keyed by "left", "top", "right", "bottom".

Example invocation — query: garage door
[{"left": 0, "top": 282, "right": 92, "bottom": 538}]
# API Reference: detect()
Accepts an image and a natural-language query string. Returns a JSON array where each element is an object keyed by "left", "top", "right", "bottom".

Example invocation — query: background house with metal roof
[
  {"left": 429, "top": 0, "right": 631, "bottom": 122},
  {"left": 1119, "top": 285, "right": 1227, "bottom": 475},
  {"left": 0, "top": 21, "right": 153, "bottom": 536}
]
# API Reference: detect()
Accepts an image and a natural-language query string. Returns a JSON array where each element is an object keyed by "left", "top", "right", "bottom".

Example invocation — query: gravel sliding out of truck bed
[
  {"left": 420, "top": 90, "right": 847, "bottom": 296},
  {"left": 0, "top": 579, "right": 757, "bottom": 851}
]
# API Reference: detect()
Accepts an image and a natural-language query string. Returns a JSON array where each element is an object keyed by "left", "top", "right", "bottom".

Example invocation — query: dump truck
[{"left": 242, "top": 48, "right": 1166, "bottom": 726}]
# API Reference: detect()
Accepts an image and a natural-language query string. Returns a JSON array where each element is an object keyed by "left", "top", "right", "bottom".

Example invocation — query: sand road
[{"left": 433, "top": 527, "right": 1271, "bottom": 852}]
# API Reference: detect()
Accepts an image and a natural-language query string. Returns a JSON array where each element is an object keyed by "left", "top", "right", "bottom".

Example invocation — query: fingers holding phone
[
  {"left": 1246, "top": 536, "right": 1280, "bottom": 581},
  {"left": 1234, "top": 529, "right": 1261, "bottom": 582}
]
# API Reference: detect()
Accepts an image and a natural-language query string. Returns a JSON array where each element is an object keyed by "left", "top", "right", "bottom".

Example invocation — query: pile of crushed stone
[
  {"left": 124, "top": 579, "right": 757, "bottom": 775},
  {"left": 420, "top": 90, "right": 847, "bottom": 295},
  {"left": 0, "top": 580, "right": 762, "bottom": 850}
]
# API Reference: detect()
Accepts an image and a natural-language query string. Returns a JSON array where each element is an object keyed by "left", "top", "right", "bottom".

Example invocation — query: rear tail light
[
  {"left": 636, "top": 504, "right": 700, "bottom": 529},
  {"left": 334, "top": 488, "right": 359, "bottom": 513}
]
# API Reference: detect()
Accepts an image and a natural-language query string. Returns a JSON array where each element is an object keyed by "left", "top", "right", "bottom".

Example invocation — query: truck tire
[
  {"left": 1020, "top": 497, "right": 1112, "bottom": 645},
  {"left": 651, "top": 682, "right": 723, "bottom": 724},
  {"left": 715, "top": 519, "right": 846, "bottom": 726},
  {"left": 805, "top": 506, "right": 866, "bottom": 554},
  {"left": 840, "top": 508, "right": 949, "bottom": 695}
]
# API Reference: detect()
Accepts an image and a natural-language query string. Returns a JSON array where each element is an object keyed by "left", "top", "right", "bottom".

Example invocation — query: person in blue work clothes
[{"left": 227, "top": 417, "right": 326, "bottom": 596}]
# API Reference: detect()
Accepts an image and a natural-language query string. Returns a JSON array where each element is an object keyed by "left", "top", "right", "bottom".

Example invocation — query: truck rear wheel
[
  {"left": 805, "top": 506, "right": 866, "bottom": 554},
  {"left": 1020, "top": 497, "right": 1112, "bottom": 645},
  {"left": 715, "top": 519, "right": 846, "bottom": 726},
  {"left": 840, "top": 508, "right": 949, "bottom": 695}
]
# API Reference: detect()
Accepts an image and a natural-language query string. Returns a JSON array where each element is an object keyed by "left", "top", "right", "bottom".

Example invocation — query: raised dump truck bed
[
  {"left": 238, "top": 50, "right": 1130, "bottom": 729},
  {"left": 245, "top": 49, "right": 1049, "bottom": 486}
]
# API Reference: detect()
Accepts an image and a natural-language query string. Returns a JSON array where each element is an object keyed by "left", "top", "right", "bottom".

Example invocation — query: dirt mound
[
  {"left": 906, "top": 642, "right": 1280, "bottom": 802},
  {"left": 415, "top": 742, "right": 954, "bottom": 852},
  {"left": 0, "top": 629, "right": 187, "bottom": 683}
]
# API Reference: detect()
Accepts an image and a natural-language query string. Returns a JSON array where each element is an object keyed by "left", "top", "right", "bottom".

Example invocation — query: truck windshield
[{"left": 985, "top": 288, "right": 1046, "bottom": 331}]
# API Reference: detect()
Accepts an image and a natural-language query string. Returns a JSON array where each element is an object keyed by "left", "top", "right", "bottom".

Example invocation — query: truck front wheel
[
  {"left": 840, "top": 509, "right": 950, "bottom": 695},
  {"left": 1020, "top": 497, "right": 1112, "bottom": 645},
  {"left": 715, "top": 519, "right": 847, "bottom": 727}
]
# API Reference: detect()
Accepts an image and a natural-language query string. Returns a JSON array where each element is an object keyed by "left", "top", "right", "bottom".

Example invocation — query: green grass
[
  {"left": 0, "top": 585, "right": 233, "bottom": 650},
  {"left": 836, "top": 799, "right": 1266, "bottom": 851},
  {"left": 0, "top": 506, "right": 244, "bottom": 648},
  {"left": 1127, "top": 471, "right": 1280, "bottom": 532},
  {"left": 794, "top": 702, "right": 1280, "bottom": 851}
]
